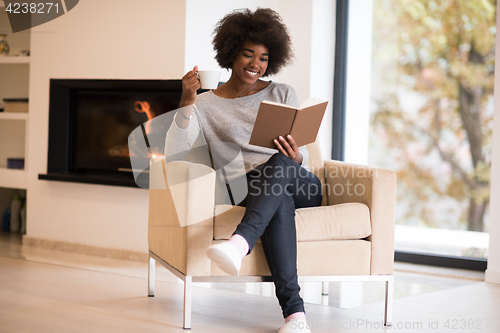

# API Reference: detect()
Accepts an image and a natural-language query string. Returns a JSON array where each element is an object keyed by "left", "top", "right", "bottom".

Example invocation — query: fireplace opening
[
  {"left": 39, "top": 79, "right": 184, "bottom": 188},
  {"left": 72, "top": 90, "right": 176, "bottom": 172}
]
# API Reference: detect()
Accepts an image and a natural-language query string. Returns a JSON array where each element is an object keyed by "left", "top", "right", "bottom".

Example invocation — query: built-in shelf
[
  {"left": 0, "top": 57, "right": 30, "bottom": 64},
  {"left": 0, "top": 168, "right": 27, "bottom": 189},
  {"left": 0, "top": 112, "right": 28, "bottom": 120},
  {"left": 38, "top": 172, "right": 146, "bottom": 188}
]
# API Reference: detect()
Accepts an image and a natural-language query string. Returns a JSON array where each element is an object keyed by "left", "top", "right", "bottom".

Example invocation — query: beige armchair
[{"left": 147, "top": 140, "right": 396, "bottom": 329}]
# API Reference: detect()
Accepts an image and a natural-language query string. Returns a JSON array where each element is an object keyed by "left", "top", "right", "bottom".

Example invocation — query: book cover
[{"left": 249, "top": 99, "right": 328, "bottom": 149}]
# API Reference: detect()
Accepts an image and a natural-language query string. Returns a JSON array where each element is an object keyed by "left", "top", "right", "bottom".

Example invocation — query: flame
[
  {"left": 135, "top": 101, "right": 154, "bottom": 134},
  {"left": 134, "top": 100, "right": 165, "bottom": 159}
]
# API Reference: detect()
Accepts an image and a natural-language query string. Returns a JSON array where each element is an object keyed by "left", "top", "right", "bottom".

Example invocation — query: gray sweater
[{"left": 165, "top": 81, "right": 309, "bottom": 181}]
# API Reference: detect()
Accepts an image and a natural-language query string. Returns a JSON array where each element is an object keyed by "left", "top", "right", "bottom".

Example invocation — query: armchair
[{"left": 147, "top": 140, "right": 396, "bottom": 329}]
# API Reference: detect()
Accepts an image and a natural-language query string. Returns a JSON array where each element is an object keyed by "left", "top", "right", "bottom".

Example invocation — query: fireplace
[{"left": 38, "top": 79, "right": 184, "bottom": 188}]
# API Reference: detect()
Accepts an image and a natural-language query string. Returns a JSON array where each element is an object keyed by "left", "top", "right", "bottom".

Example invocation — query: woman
[{"left": 165, "top": 8, "right": 321, "bottom": 333}]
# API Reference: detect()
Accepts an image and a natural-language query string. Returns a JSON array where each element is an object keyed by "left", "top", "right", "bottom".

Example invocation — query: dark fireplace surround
[{"left": 38, "top": 79, "right": 184, "bottom": 188}]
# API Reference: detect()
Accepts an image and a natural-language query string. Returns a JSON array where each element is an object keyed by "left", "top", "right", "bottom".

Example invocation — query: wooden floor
[{"left": 0, "top": 233, "right": 499, "bottom": 332}]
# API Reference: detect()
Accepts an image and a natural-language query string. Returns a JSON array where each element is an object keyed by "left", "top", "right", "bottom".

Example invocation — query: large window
[{"left": 368, "top": 0, "right": 496, "bottom": 260}]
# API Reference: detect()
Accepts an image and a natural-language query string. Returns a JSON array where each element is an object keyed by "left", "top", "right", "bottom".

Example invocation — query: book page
[
  {"left": 260, "top": 100, "right": 297, "bottom": 109},
  {"left": 300, "top": 97, "right": 327, "bottom": 109}
]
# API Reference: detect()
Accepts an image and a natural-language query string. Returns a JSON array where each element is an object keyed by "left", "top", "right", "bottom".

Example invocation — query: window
[{"left": 368, "top": 0, "right": 495, "bottom": 262}]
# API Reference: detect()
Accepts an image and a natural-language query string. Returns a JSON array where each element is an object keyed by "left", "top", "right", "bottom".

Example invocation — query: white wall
[
  {"left": 485, "top": 0, "right": 500, "bottom": 284},
  {"left": 309, "top": 0, "right": 336, "bottom": 159},
  {"left": 344, "top": 0, "right": 373, "bottom": 165},
  {"left": 273, "top": 0, "right": 313, "bottom": 102},
  {"left": 27, "top": 0, "right": 186, "bottom": 253},
  {"left": 26, "top": 0, "right": 336, "bottom": 253}
]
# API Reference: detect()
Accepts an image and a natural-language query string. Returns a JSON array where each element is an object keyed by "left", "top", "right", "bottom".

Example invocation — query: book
[
  {"left": 249, "top": 98, "right": 328, "bottom": 149},
  {"left": 3, "top": 98, "right": 29, "bottom": 113}
]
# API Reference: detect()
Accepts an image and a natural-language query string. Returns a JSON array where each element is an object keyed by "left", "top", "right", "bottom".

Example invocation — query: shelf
[
  {"left": 0, "top": 168, "right": 27, "bottom": 189},
  {"left": 0, "top": 112, "right": 28, "bottom": 120},
  {"left": 0, "top": 57, "right": 30, "bottom": 64},
  {"left": 38, "top": 172, "right": 145, "bottom": 188}
]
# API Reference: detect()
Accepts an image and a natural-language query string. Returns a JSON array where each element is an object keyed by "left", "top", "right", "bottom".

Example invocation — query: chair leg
[
  {"left": 321, "top": 281, "right": 329, "bottom": 306},
  {"left": 384, "top": 277, "right": 394, "bottom": 327},
  {"left": 183, "top": 276, "right": 192, "bottom": 329},
  {"left": 148, "top": 255, "right": 155, "bottom": 297},
  {"left": 322, "top": 281, "right": 329, "bottom": 295}
]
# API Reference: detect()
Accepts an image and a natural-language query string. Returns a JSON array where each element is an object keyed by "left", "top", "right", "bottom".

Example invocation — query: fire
[
  {"left": 133, "top": 100, "right": 164, "bottom": 160},
  {"left": 135, "top": 101, "right": 154, "bottom": 133}
]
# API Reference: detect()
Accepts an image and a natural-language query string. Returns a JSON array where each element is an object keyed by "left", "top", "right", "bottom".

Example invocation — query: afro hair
[{"left": 212, "top": 8, "right": 294, "bottom": 76}]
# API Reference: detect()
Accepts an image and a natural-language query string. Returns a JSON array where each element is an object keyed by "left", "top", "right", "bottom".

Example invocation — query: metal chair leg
[
  {"left": 384, "top": 277, "right": 394, "bottom": 327},
  {"left": 321, "top": 281, "right": 330, "bottom": 305},
  {"left": 322, "top": 281, "right": 329, "bottom": 295},
  {"left": 148, "top": 255, "right": 155, "bottom": 297},
  {"left": 183, "top": 276, "right": 192, "bottom": 329}
]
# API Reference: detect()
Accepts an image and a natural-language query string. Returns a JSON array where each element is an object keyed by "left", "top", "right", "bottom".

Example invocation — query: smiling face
[{"left": 231, "top": 41, "right": 269, "bottom": 85}]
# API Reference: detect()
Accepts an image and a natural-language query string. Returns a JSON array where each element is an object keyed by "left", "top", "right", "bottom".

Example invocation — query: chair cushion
[
  {"left": 209, "top": 239, "right": 371, "bottom": 276},
  {"left": 213, "top": 202, "right": 371, "bottom": 242}
]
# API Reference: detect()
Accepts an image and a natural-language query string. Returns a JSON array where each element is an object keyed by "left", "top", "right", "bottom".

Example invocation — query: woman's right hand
[{"left": 179, "top": 65, "right": 201, "bottom": 107}]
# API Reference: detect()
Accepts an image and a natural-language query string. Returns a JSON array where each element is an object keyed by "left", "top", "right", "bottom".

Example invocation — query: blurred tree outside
[{"left": 370, "top": 0, "right": 496, "bottom": 232}]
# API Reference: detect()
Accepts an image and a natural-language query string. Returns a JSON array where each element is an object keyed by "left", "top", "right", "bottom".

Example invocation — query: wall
[
  {"left": 344, "top": 0, "right": 373, "bottom": 165},
  {"left": 26, "top": 0, "right": 336, "bottom": 254},
  {"left": 27, "top": 0, "right": 186, "bottom": 253},
  {"left": 309, "top": 0, "right": 336, "bottom": 159},
  {"left": 485, "top": 0, "right": 500, "bottom": 284}
]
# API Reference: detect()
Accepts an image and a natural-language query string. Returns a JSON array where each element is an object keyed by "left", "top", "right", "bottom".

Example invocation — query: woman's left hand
[{"left": 274, "top": 135, "right": 303, "bottom": 165}]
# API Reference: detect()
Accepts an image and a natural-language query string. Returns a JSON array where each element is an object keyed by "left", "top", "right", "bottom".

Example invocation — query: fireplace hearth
[{"left": 38, "top": 79, "right": 184, "bottom": 188}]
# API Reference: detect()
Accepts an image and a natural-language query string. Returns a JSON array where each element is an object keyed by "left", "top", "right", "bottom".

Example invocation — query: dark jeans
[{"left": 233, "top": 153, "right": 323, "bottom": 318}]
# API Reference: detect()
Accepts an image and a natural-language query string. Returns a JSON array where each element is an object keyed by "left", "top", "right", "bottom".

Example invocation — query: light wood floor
[{"left": 0, "top": 233, "right": 498, "bottom": 332}]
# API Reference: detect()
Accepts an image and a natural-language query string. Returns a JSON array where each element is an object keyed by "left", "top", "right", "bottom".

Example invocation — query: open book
[{"left": 249, "top": 98, "right": 328, "bottom": 149}]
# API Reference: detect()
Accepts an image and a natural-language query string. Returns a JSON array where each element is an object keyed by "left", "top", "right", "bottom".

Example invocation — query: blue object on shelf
[
  {"left": 7, "top": 158, "right": 25, "bottom": 169},
  {"left": 3, "top": 208, "right": 10, "bottom": 232}
]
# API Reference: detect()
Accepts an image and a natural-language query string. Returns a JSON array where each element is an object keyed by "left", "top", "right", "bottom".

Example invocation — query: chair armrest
[
  {"left": 148, "top": 159, "right": 215, "bottom": 276},
  {"left": 323, "top": 160, "right": 396, "bottom": 274}
]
